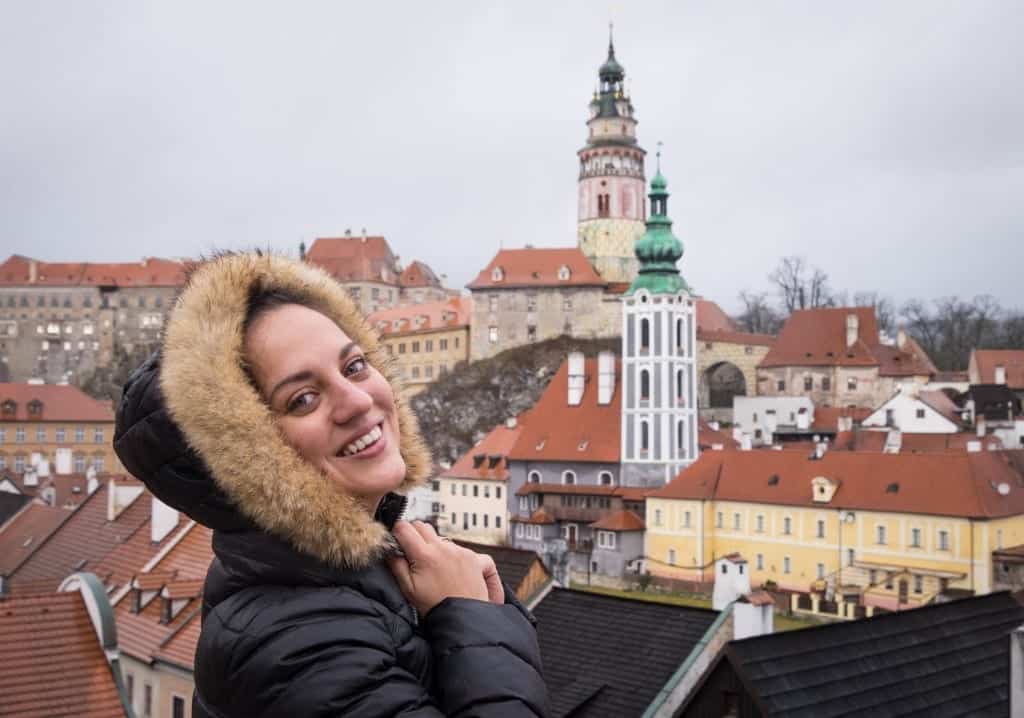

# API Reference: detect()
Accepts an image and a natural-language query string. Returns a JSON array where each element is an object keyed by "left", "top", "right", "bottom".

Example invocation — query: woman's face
[{"left": 243, "top": 303, "right": 407, "bottom": 513}]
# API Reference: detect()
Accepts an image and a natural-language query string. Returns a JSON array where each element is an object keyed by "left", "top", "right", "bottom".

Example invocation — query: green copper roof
[{"left": 628, "top": 166, "right": 690, "bottom": 295}]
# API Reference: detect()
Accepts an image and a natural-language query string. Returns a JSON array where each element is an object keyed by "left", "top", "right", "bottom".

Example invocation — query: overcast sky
[{"left": 2, "top": 2, "right": 1022, "bottom": 314}]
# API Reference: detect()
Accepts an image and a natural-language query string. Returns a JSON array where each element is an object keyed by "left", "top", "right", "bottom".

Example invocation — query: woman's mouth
[{"left": 339, "top": 423, "right": 385, "bottom": 458}]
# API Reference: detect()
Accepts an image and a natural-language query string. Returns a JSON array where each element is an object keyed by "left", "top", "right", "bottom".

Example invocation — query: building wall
[
  {"left": 577, "top": 218, "right": 643, "bottom": 284},
  {"left": 732, "top": 396, "right": 815, "bottom": 443},
  {"left": 156, "top": 665, "right": 195, "bottom": 718},
  {"left": 755, "top": 365, "right": 928, "bottom": 409},
  {"left": 589, "top": 530, "right": 644, "bottom": 580},
  {"left": 698, "top": 340, "right": 772, "bottom": 406},
  {"left": 0, "top": 420, "right": 121, "bottom": 475},
  {"left": 437, "top": 476, "right": 508, "bottom": 544},
  {"left": 469, "top": 286, "right": 611, "bottom": 361},
  {"left": 861, "top": 393, "right": 960, "bottom": 433},
  {"left": 0, "top": 285, "right": 175, "bottom": 384},
  {"left": 341, "top": 281, "right": 399, "bottom": 316},
  {"left": 645, "top": 497, "right": 1024, "bottom": 599},
  {"left": 380, "top": 326, "right": 469, "bottom": 394}
]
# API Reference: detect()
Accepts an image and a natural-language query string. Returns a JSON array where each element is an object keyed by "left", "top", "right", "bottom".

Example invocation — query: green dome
[
  {"left": 650, "top": 169, "right": 667, "bottom": 191},
  {"left": 628, "top": 169, "right": 690, "bottom": 295},
  {"left": 599, "top": 54, "right": 624, "bottom": 79}
]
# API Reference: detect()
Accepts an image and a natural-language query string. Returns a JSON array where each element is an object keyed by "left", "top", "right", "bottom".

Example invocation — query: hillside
[{"left": 410, "top": 336, "right": 619, "bottom": 465}]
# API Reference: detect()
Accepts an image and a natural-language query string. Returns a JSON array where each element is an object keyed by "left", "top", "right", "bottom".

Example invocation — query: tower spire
[
  {"left": 609, "top": 22, "right": 614, "bottom": 56},
  {"left": 629, "top": 152, "right": 688, "bottom": 295}
]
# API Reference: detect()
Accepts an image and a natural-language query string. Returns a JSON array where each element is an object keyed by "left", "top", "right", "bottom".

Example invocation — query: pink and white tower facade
[{"left": 577, "top": 30, "right": 648, "bottom": 283}]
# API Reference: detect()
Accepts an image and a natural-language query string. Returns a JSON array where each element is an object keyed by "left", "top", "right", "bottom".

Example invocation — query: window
[
  {"left": 676, "top": 369, "right": 683, "bottom": 400},
  {"left": 715, "top": 511, "right": 723, "bottom": 528},
  {"left": 14, "top": 454, "right": 25, "bottom": 472},
  {"left": 654, "top": 509, "right": 663, "bottom": 526},
  {"left": 92, "top": 454, "right": 104, "bottom": 471},
  {"left": 440, "top": 338, "right": 448, "bottom": 351},
  {"left": 756, "top": 554, "right": 764, "bottom": 570},
  {"left": 675, "top": 318, "right": 683, "bottom": 349},
  {"left": 472, "top": 513, "right": 477, "bottom": 527},
  {"left": 816, "top": 520, "right": 825, "bottom": 539},
  {"left": 450, "top": 483, "right": 456, "bottom": 496},
  {"left": 783, "top": 557, "right": 791, "bottom": 574},
  {"left": 489, "top": 295, "right": 499, "bottom": 312},
  {"left": 640, "top": 421, "right": 649, "bottom": 452},
  {"left": 777, "top": 380, "right": 785, "bottom": 392},
  {"left": 411, "top": 367, "right": 420, "bottom": 378},
  {"left": 997, "top": 529, "right": 1004, "bottom": 550},
  {"left": 496, "top": 487, "right": 502, "bottom": 499},
  {"left": 683, "top": 511, "right": 691, "bottom": 528},
  {"left": 35, "top": 427, "right": 46, "bottom": 442},
  {"left": 822, "top": 376, "right": 831, "bottom": 391},
  {"left": 75, "top": 426, "right": 85, "bottom": 442},
  {"left": 599, "top": 471, "right": 613, "bottom": 486},
  {"left": 94, "top": 427, "right": 104, "bottom": 444},
  {"left": 425, "top": 340, "right": 433, "bottom": 352},
  {"left": 488, "top": 326, "right": 498, "bottom": 344},
  {"left": 144, "top": 683, "right": 153, "bottom": 717},
  {"left": 916, "top": 408, "right": 926, "bottom": 419},
  {"left": 411, "top": 341, "right": 420, "bottom": 353},
  {"left": 847, "top": 377, "right": 858, "bottom": 391},
  {"left": 640, "top": 318, "right": 650, "bottom": 349},
  {"left": 398, "top": 343, "right": 406, "bottom": 354},
  {"left": 733, "top": 513, "right": 741, "bottom": 530},
  {"left": 640, "top": 370, "right": 650, "bottom": 400},
  {"left": 74, "top": 453, "right": 86, "bottom": 472},
  {"left": 911, "top": 528, "right": 921, "bottom": 548},
  {"left": 473, "top": 485, "right": 479, "bottom": 497},
  {"left": 15, "top": 427, "right": 24, "bottom": 443},
  {"left": 528, "top": 470, "right": 541, "bottom": 483},
  {"left": 483, "top": 486, "right": 489, "bottom": 499},
  {"left": 172, "top": 695, "right": 186, "bottom": 718},
  {"left": 756, "top": 514, "right": 764, "bottom": 533},
  {"left": 597, "top": 530, "right": 616, "bottom": 549},
  {"left": 562, "top": 470, "right": 576, "bottom": 485},
  {"left": 667, "top": 548, "right": 676, "bottom": 566},
  {"left": 847, "top": 548, "right": 855, "bottom": 566},
  {"left": 876, "top": 525, "right": 887, "bottom": 545},
  {"left": 461, "top": 484, "right": 467, "bottom": 496},
  {"left": 783, "top": 517, "right": 792, "bottom": 535},
  {"left": 804, "top": 376, "right": 813, "bottom": 391},
  {"left": 126, "top": 674, "right": 134, "bottom": 704},
  {"left": 938, "top": 530, "right": 950, "bottom": 551},
  {"left": 496, "top": 516, "right": 501, "bottom": 529},
  {"left": 817, "top": 563, "right": 825, "bottom": 579},
  {"left": 913, "top": 575, "right": 923, "bottom": 594},
  {"left": 563, "top": 296, "right": 573, "bottom": 312}
]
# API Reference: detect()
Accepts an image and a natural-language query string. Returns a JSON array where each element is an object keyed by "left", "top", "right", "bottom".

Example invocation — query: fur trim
[{"left": 160, "top": 253, "right": 432, "bottom": 568}]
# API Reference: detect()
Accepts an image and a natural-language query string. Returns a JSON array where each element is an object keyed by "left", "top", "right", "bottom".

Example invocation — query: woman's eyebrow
[{"left": 267, "top": 342, "right": 360, "bottom": 402}]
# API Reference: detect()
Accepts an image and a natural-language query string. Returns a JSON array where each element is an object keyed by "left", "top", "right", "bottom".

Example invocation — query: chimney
[
  {"left": 151, "top": 497, "right": 180, "bottom": 544},
  {"left": 740, "top": 435, "right": 752, "bottom": 451},
  {"left": 107, "top": 478, "right": 145, "bottom": 522},
  {"left": 86, "top": 467, "right": 99, "bottom": 495},
  {"left": 996, "top": 365, "right": 1007, "bottom": 385},
  {"left": 505, "top": 416, "right": 517, "bottom": 429},
  {"left": 23, "top": 467, "right": 38, "bottom": 487},
  {"left": 846, "top": 313, "right": 859, "bottom": 349},
  {"left": 896, "top": 326, "right": 907, "bottom": 350},
  {"left": 361, "top": 227, "right": 367, "bottom": 240},
  {"left": 29, "top": 259, "right": 38, "bottom": 283},
  {"left": 344, "top": 228, "right": 352, "bottom": 237},
  {"left": 597, "top": 351, "right": 615, "bottom": 405},
  {"left": 977, "top": 415, "right": 987, "bottom": 438},
  {"left": 967, "top": 440, "right": 982, "bottom": 453},
  {"left": 567, "top": 352, "right": 585, "bottom": 406}
]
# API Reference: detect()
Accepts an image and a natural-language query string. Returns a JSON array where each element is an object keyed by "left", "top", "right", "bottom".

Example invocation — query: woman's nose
[{"left": 327, "top": 377, "right": 374, "bottom": 424}]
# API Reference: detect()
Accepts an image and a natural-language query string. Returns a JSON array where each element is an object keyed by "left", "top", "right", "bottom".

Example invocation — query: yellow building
[
  {"left": 0, "top": 382, "right": 122, "bottom": 478},
  {"left": 368, "top": 297, "right": 471, "bottom": 395},
  {"left": 645, "top": 448, "right": 1024, "bottom": 611}
]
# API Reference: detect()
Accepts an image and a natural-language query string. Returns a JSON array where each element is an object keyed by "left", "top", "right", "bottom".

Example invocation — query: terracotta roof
[
  {"left": 694, "top": 299, "right": 738, "bottom": 333},
  {"left": 89, "top": 516, "right": 185, "bottom": 595},
  {"left": 442, "top": 420, "right": 521, "bottom": 482},
  {"left": 934, "top": 370, "right": 969, "bottom": 383},
  {"left": 699, "top": 419, "right": 740, "bottom": 449},
  {"left": 164, "top": 579, "right": 204, "bottom": 600},
  {"left": 510, "top": 358, "right": 621, "bottom": 463},
  {"left": 0, "top": 591, "right": 128, "bottom": 717},
  {"left": 811, "top": 406, "right": 874, "bottom": 432},
  {"left": 0, "top": 254, "right": 184, "bottom": 288},
  {"left": 516, "top": 482, "right": 622, "bottom": 497},
  {"left": 697, "top": 328, "right": 776, "bottom": 347},
  {"left": 832, "top": 430, "right": 1004, "bottom": 454},
  {"left": 758, "top": 307, "right": 935, "bottom": 376},
  {"left": 973, "top": 350, "right": 1024, "bottom": 388},
  {"left": 512, "top": 508, "right": 557, "bottom": 525},
  {"left": 652, "top": 449, "right": 1024, "bottom": 519},
  {"left": 918, "top": 390, "right": 964, "bottom": 425},
  {"left": 6, "top": 478, "right": 150, "bottom": 595},
  {"left": 0, "top": 501, "right": 71, "bottom": 576},
  {"left": 0, "top": 383, "right": 115, "bottom": 422},
  {"left": 743, "top": 589, "right": 775, "bottom": 607},
  {"left": 399, "top": 260, "right": 441, "bottom": 288},
  {"left": 368, "top": 296, "right": 471, "bottom": 336},
  {"left": 467, "top": 248, "right": 606, "bottom": 289},
  {"left": 590, "top": 510, "right": 645, "bottom": 531},
  {"left": 305, "top": 236, "right": 400, "bottom": 284},
  {"left": 35, "top": 473, "right": 93, "bottom": 508},
  {"left": 0, "top": 490, "right": 30, "bottom": 525},
  {"left": 151, "top": 607, "right": 202, "bottom": 670},
  {"left": 722, "top": 552, "right": 746, "bottom": 563}
]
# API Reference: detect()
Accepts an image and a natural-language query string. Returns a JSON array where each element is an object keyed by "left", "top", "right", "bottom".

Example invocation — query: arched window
[
  {"left": 677, "top": 421, "right": 684, "bottom": 450},
  {"left": 676, "top": 318, "right": 683, "bottom": 349},
  {"left": 640, "top": 318, "right": 650, "bottom": 350},
  {"left": 562, "top": 470, "right": 576, "bottom": 485},
  {"left": 528, "top": 470, "right": 542, "bottom": 484},
  {"left": 599, "top": 471, "right": 614, "bottom": 486},
  {"left": 640, "top": 422, "right": 650, "bottom": 453},
  {"left": 640, "top": 370, "right": 650, "bottom": 401},
  {"left": 676, "top": 369, "right": 684, "bottom": 401}
]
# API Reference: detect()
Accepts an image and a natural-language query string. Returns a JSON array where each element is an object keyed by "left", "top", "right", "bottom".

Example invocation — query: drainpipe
[{"left": 969, "top": 519, "right": 975, "bottom": 594}]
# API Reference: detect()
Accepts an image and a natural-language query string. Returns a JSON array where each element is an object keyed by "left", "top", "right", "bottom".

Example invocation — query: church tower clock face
[{"left": 577, "top": 29, "right": 648, "bottom": 284}]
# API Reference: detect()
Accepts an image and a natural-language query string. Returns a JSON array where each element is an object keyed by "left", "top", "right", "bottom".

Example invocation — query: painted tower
[
  {"left": 577, "top": 29, "right": 647, "bottom": 284},
  {"left": 620, "top": 158, "right": 699, "bottom": 486}
]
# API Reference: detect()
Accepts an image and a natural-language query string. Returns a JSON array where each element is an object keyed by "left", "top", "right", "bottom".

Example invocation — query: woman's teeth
[{"left": 341, "top": 425, "right": 382, "bottom": 456}]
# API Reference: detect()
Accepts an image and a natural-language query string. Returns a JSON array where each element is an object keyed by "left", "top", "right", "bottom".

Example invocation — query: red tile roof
[
  {"left": 0, "top": 383, "right": 115, "bottom": 423},
  {"left": 442, "top": 420, "right": 521, "bottom": 482},
  {"left": 832, "top": 430, "right": 1004, "bottom": 453},
  {"left": 467, "top": 248, "right": 606, "bottom": 289},
  {"left": 513, "top": 508, "right": 557, "bottom": 525},
  {"left": 697, "top": 329, "right": 776, "bottom": 347},
  {"left": 36, "top": 473, "right": 93, "bottom": 508},
  {"left": 972, "top": 350, "right": 1024, "bottom": 389},
  {"left": 590, "top": 510, "right": 645, "bottom": 531},
  {"left": 699, "top": 419, "right": 740, "bottom": 449},
  {"left": 152, "top": 607, "right": 202, "bottom": 670},
  {"left": 694, "top": 299, "right": 737, "bottom": 333},
  {"left": 652, "top": 449, "right": 1024, "bottom": 519},
  {"left": 759, "top": 307, "right": 935, "bottom": 376},
  {"left": 510, "top": 358, "right": 621, "bottom": 463},
  {"left": 0, "top": 254, "right": 185, "bottom": 288},
  {"left": 6, "top": 478, "right": 150, "bottom": 595},
  {"left": 811, "top": 406, "right": 874, "bottom": 432},
  {"left": 305, "top": 236, "right": 400, "bottom": 284},
  {"left": 0, "top": 501, "right": 71, "bottom": 576},
  {"left": 399, "top": 260, "right": 442, "bottom": 288},
  {"left": 0, "top": 591, "right": 128, "bottom": 717},
  {"left": 368, "top": 296, "right": 471, "bottom": 336}
]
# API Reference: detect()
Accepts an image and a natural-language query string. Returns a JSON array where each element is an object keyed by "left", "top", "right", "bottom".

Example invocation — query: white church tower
[{"left": 620, "top": 156, "right": 699, "bottom": 486}]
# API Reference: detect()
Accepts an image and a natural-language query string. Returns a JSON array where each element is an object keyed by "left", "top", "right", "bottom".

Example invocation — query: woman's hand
[{"left": 387, "top": 521, "right": 504, "bottom": 616}]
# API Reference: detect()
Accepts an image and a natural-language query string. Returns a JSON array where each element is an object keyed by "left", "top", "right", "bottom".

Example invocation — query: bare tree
[
  {"left": 736, "top": 291, "right": 783, "bottom": 334},
  {"left": 768, "top": 256, "right": 835, "bottom": 314},
  {"left": 852, "top": 291, "right": 896, "bottom": 334},
  {"left": 900, "top": 295, "right": 1007, "bottom": 370}
]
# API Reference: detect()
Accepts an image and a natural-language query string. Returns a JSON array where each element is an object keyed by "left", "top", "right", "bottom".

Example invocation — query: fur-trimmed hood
[{"left": 115, "top": 253, "right": 431, "bottom": 569}]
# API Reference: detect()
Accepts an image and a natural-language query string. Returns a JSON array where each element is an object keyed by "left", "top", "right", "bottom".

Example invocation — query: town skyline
[{"left": 3, "top": 2, "right": 1023, "bottom": 316}]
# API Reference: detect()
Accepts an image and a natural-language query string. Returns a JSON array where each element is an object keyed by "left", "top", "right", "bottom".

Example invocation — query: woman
[{"left": 113, "top": 252, "right": 549, "bottom": 717}]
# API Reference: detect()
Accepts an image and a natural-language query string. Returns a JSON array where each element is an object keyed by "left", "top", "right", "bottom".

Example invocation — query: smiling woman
[{"left": 112, "top": 252, "right": 548, "bottom": 718}]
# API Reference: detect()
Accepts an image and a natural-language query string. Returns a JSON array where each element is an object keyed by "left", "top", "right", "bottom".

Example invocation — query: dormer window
[
  {"left": 27, "top": 399, "right": 42, "bottom": 417},
  {"left": 557, "top": 265, "right": 571, "bottom": 281},
  {"left": 491, "top": 266, "right": 504, "bottom": 282},
  {"left": 811, "top": 476, "right": 839, "bottom": 503},
  {"left": 472, "top": 454, "right": 485, "bottom": 469},
  {"left": 1, "top": 400, "right": 15, "bottom": 417},
  {"left": 487, "top": 455, "right": 501, "bottom": 469}
]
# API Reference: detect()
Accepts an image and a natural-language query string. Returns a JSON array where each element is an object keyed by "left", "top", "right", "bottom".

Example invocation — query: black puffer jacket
[{"left": 113, "top": 254, "right": 549, "bottom": 717}]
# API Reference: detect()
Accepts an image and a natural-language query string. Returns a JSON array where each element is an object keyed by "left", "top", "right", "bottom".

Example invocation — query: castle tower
[
  {"left": 620, "top": 158, "right": 699, "bottom": 486},
  {"left": 577, "top": 28, "right": 647, "bottom": 284}
]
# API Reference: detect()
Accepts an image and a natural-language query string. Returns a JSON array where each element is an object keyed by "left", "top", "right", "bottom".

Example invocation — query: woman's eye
[
  {"left": 344, "top": 356, "right": 368, "bottom": 377},
  {"left": 286, "top": 391, "right": 318, "bottom": 414}
]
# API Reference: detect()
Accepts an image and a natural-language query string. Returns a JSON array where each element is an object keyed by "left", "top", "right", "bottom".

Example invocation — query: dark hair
[{"left": 240, "top": 286, "right": 316, "bottom": 393}]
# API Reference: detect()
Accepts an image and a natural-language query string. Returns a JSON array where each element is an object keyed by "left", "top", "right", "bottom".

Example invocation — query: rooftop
[
  {"left": 0, "top": 254, "right": 185, "bottom": 288},
  {"left": 442, "top": 419, "right": 522, "bottom": 482},
  {"left": 972, "top": 349, "right": 1024, "bottom": 389},
  {"left": 0, "top": 383, "right": 115, "bottom": 423},
  {"left": 368, "top": 296, "right": 471, "bottom": 336},
  {"left": 467, "top": 247, "right": 606, "bottom": 290}
]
